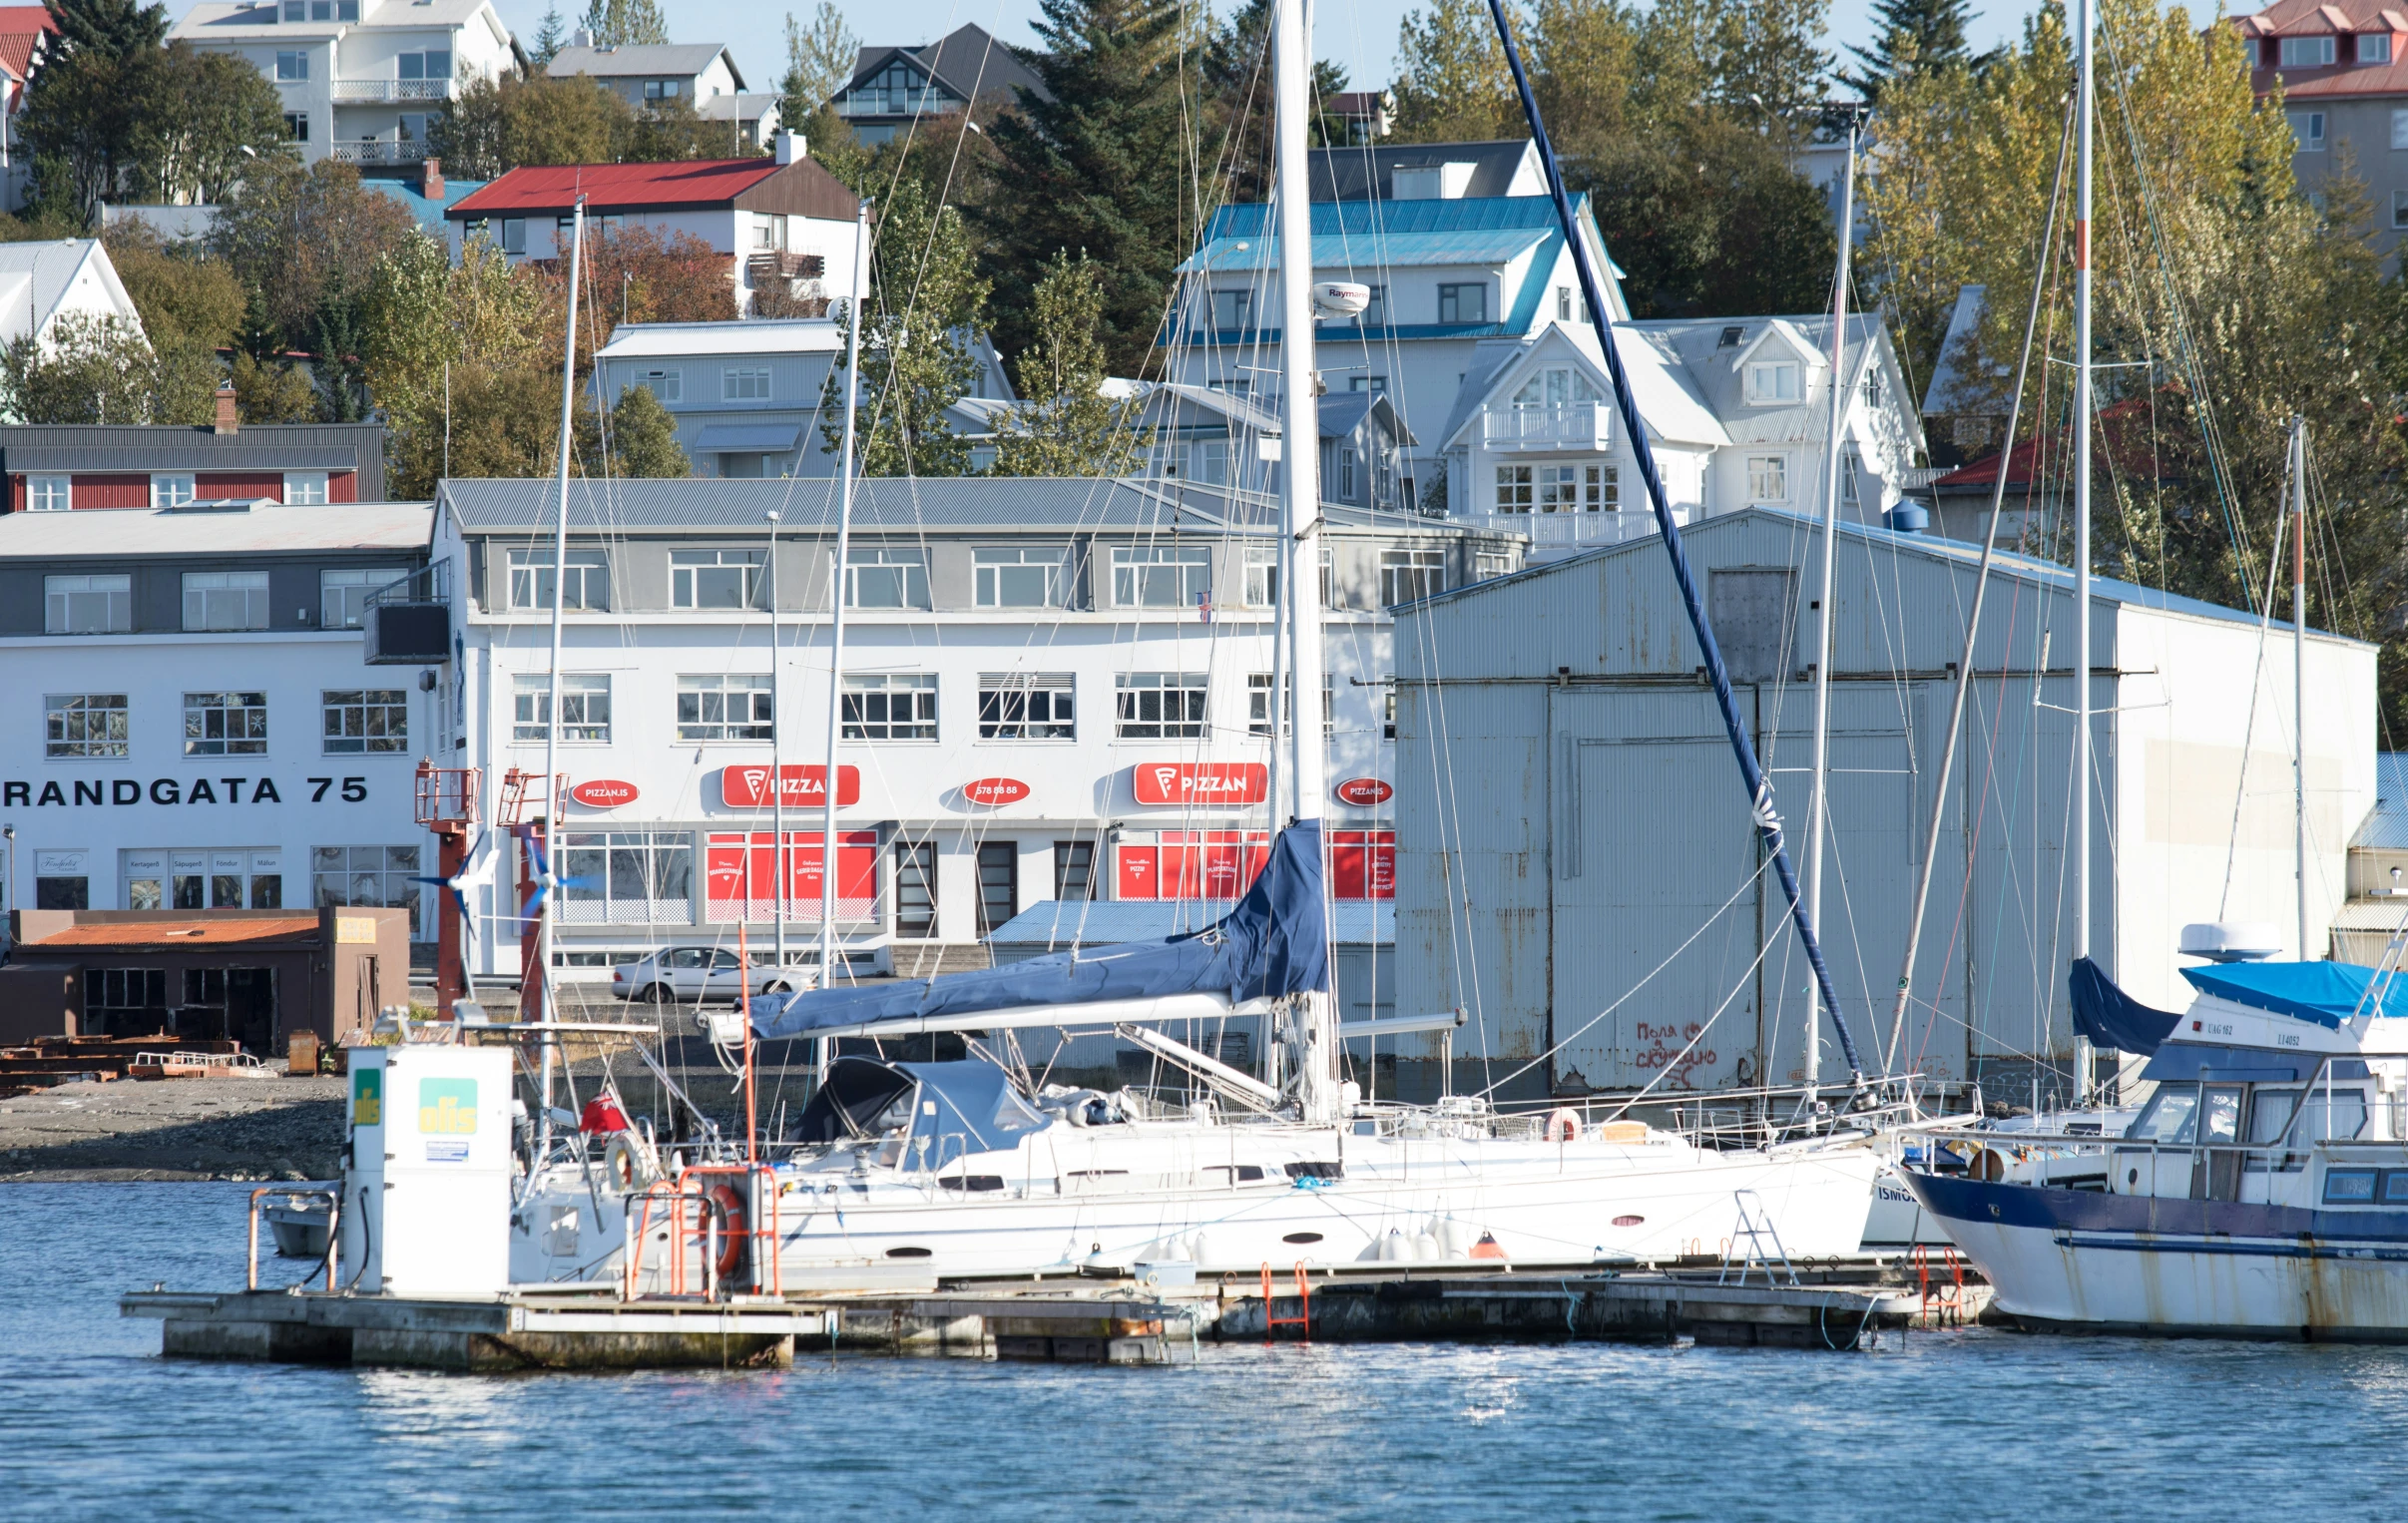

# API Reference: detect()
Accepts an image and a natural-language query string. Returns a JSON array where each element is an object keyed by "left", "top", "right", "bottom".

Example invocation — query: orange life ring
[
  {"left": 1544, "top": 1108, "right": 1581, "bottom": 1143},
  {"left": 704, "top": 1183, "right": 747, "bottom": 1281}
]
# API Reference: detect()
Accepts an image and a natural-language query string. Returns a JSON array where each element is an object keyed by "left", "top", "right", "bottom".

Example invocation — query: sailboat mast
[
  {"left": 818, "top": 203, "right": 871, "bottom": 1079},
  {"left": 2073, "top": 0, "right": 2096, "bottom": 1105},
  {"left": 1272, "top": 0, "right": 1336, "bottom": 1123},
  {"left": 2292, "top": 416, "right": 2309, "bottom": 960},
  {"left": 1804, "top": 118, "right": 1859, "bottom": 1111},
  {"left": 537, "top": 195, "right": 585, "bottom": 1135}
]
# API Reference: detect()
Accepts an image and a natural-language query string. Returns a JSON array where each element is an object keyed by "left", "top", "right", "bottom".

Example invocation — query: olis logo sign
[
  {"left": 351, "top": 1068, "right": 382, "bottom": 1127},
  {"left": 419, "top": 1078, "right": 478, "bottom": 1136}
]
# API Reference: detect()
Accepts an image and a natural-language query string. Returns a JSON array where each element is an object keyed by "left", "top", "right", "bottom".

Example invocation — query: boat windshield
[
  {"left": 2247, "top": 1089, "right": 2300, "bottom": 1146},
  {"left": 2126, "top": 1083, "right": 2200, "bottom": 1144}
]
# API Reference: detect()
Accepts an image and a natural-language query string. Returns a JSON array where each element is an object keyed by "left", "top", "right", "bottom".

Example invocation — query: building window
[
  {"left": 977, "top": 673, "right": 1074, "bottom": 740},
  {"left": 182, "top": 570, "right": 269, "bottom": 631},
  {"left": 2366, "top": 33, "right": 2394, "bottom": 63},
  {"left": 184, "top": 692, "right": 268, "bottom": 757},
  {"left": 892, "top": 839, "right": 937, "bottom": 936},
  {"left": 84, "top": 968, "right": 167, "bottom": 1033},
  {"left": 1534, "top": 463, "right": 1610, "bottom": 512},
  {"left": 37, "top": 874, "right": 88, "bottom": 910},
  {"left": 45, "top": 694, "right": 128, "bottom": 759},
  {"left": 1380, "top": 548, "right": 1446, "bottom": 607},
  {"left": 513, "top": 673, "right": 612, "bottom": 743},
  {"left": 844, "top": 547, "right": 931, "bottom": 609},
  {"left": 311, "top": 845, "right": 421, "bottom": 936},
  {"left": 1512, "top": 366, "right": 1603, "bottom": 408},
  {"left": 45, "top": 574, "right": 131, "bottom": 634},
  {"left": 1384, "top": 687, "right": 1398, "bottom": 740},
  {"left": 26, "top": 474, "right": 69, "bottom": 511},
  {"left": 2394, "top": 191, "right": 2408, "bottom": 230},
  {"left": 677, "top": 674, "right": 773, "bottom": 743},
  {"left": 152, "top": 473, "right": 197, "bottom": 508},
  {"left": 1112, "top": 545, "right": 1211, "bottom": 609},
  {"left": 1053, "top": 839, "right": 1098, "bottom": 899},
  {"left": 2289, "top": 109, "right": 2327, "bottom": 151},
  {"left": 1743, "top": 360, "right": 1802, "bottom": 404},
  {"left": 723, "top": 367, "right": 771, "bottom": 401},
  {"left": 973, "top": 547, "right": 1071, "bottom": 608},
  {"left": 2394, "top": 108, "right": 2408, "bottom": 150},
  {"left": 1356, "top": 285, "right": 1386, "bottom": 326},
  {"left": 1349, "top": 374, "right": 1387, "bottom": 394},
  {"left": 283, "top": 471, "right": 328, "bottom": 505},
  {"left": 841, "top": 673, "right": 938, "bottom": 741},
  {"left": 640, "top": 367, "right": 682, "bottom": 402},
  {"left": 508, "top": 548, "right": 610, "bottom": 611},
  {"left": 644, "top": 77, "right": 684, "bottom": 101},
  {"left": 282, "top": 112, "right": 308, "bottom": 142},
  {"left": 500, "top": 219, "right": 526, "bottom": 256},
  {"left": 671, "top": 548, "right": 767, "bottom": 609},
  {"left": 1210, "top": 288, "right": 1251, "bottom": 330},
  {"left": 275, "top": 50, "right": 308, "bottom": 81},
  {"left": 1495, "top": 464, "right": 1533, "bottom": 512},
  {"left": 1337, "top": 446, "right": 1359, "bottom": 498},
  {"left": 2280, "top": 35, "right": 2337, "bottom": 68},
  {"left": 976, "top": 841, "right": 1018, "bottom": 936},
  {"left": 554, "top": 830, "right": 693, "bottom": 925},
  {"left": 1115, "top": 672, "right": 1206, "bottom": 739},
  {"left": 319, "top": 566, "right": 407, "bottom": 629},
  {"left": 1247, "top": 673, "right": 1280, "bottom": 737},
  {"left": 1747, "top": 454, "right": 1790, "bottom": 502},
  {"left": 1319, "top": 546, "right": 1342, "bottom": 611},
  {"left": 1475, "top": 552, "right": 1514, "bottom": 583},
  {"left": 1243, "top": 546, "right": 1279, "bottom": 608},
  {"left": 1437, "top": 283, "right": 1487, "bottom": 323},
  {"left": 321, "top": 689, "right": 406, "bottom": 754},
  {"left": 396, "top": 49, "right": 452, "bottom": 81}
]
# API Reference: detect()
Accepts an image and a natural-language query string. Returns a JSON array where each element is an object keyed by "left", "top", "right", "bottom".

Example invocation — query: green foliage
[
  {"left": 531, "top": 5, "right": 567, "bottom": 67},
  {"left": 581, "top": 0, "right": 669, "bottom": 48},
  {"left": 103, "top": 222, "right": 245, "bottom": 352},
  {"left": 605, "top": 383, "right": 692, "bottom": 477},
  {"left": 229, "top": 350, "right": 319, "bottom": 423},
  {"left": 1576, "top": 116, "right": 1838, "bottom": 317},
  {"left": 209, "top": 158, "right": 422, "bottom": 354},
  {"left": 1390, "top": 0, "right": 1518, "bottom": 144},
  {"left": 0, "top": 311, "right": 216, "bottom": 424},
  {"left": 362, "top": 234, "right": 554, "bottom": 495},
  {"left": 1842, "top": 0, "right": 1981, "bottom": 100},
  {"left": 821, "top": 179, "right": 990, "bottom": 476},
  {"left": 780, "top": 4, "right": 860, "bottom": 131},
  {"left": 992, "top": 252, "right": 1142, "bottom": 476},
  {"left": 430, "top": 74, "right": 747, "bottom": 175},
  {"left": 18, "top": 24, "right": 280, "bottom": 226}
]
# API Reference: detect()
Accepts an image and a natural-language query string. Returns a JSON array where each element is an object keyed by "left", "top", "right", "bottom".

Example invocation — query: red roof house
[{"left": 2226, "top": 1, "right": 2408, "bottom": 250}]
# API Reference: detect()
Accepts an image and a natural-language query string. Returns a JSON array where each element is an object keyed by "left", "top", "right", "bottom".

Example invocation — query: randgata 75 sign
[{"left": 1, "top": 775, "right": 370, "bottom": 807}]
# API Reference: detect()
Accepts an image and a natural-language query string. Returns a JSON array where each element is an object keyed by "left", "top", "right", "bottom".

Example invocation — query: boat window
[
  {"left": 2323, "top": 1169, "right": 2378, "bottom": 1205},
  {"left": 937, "top": 1175, "right": 1006, "bottom": 1193},
  {"left": 2200, "top": 1086, "right": 2243, "bottom": 1145},
  {"left": 2246, "top": 1090, "right": 2300, "bottom": 1146},
  {"left": 2381, "top": 1171, "right": 2408, "bottom": 1205},
  {"left": 2290, "top": 1088, "right": 2370, "bottom": 1145},
  {"left": 2125, "top": 1083, "right": 2200, "bottom": 1144},
  {"left": 1284, "top": 1161, "right": 1343, "bottom": 1179}
]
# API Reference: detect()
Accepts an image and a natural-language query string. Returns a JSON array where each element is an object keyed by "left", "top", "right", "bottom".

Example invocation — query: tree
[
  {"left": 531, "top": 5, "right": 567, "bottom": 67},
  {"left": 103, "top": 221, "right": 245, "bottom": 352},
  {"left": 780, "top": 3, "right": 859, "bottom": 130},
  {"left": 128, "top": 45, "right": 289, "bottom": 205},
  {"left": 1389, "top": 0, "right": 1518, "bottom": 144},
  {"left": 581, "top": 0, "right": 668, "bottom": 48},
  {"left": 361, "top": 234, "right": 557, "bottom": 493},
  {"left": 620, "top": 95, "right": 739, "bottom": 164},
  {"left": 569, "top": 225, "right": 737, "bottom": 329},
  {"left": 1842, "top": 0, "right": 1980, "bottom": 100},
  {"left": 17, "top": 0, "right": 172, "bottom": 226},
  {"left": 978, "top": 0, "right": 1197, "bottom": 376},
  {"left": 502, "top": 74, "right": 632, "bottom": 167},
  {"left": 1574, "top": 118, "right": 1837, "bottom": 316},
  {"left": 821, "top": 179, "right": 990, "bottom": 475},
  {"left": 604, "top": 383, "right": 691, "bottom": 476},
  {"left": 1705, "top": 0, "right": 1833, "bottom": 131},
  {"left": 0, "top": 311, "right": 215, "bottom": 424},
  {"left": 210, "top": 158, "right": 422, "bottom": 351},
  {"left": 229, "top": 350, "right": 319, "bottom": 422},
  {"left": 992, "top": 252, "right": 1142, "bottom": 476}
]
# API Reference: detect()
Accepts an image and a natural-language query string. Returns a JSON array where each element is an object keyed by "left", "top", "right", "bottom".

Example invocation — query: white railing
[
  {"left": 1480, "top": 402, "right": 1609, "bottom": 450},
  {"left": 330, "top": 140, "right": 431, "bottom": 165},
  {"left": 331, "top": 79, "right": 455, "bottom": 104},
  {"left": 1459, "top": 509, "right": 1655, "bottom": 549},
  {"left": 837, "top": 91, "right": 952, "bottom": 117}
]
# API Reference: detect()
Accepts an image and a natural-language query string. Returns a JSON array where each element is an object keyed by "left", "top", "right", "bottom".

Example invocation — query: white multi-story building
[
  {"left": 0, "top": 500, "right": 437, "bottom": 934},
  {"left": 171, "top": 0, "right": 520, "bottom": 172},
  {"left": 429, "top": 477, "right": 1523, "bottom": 981}
]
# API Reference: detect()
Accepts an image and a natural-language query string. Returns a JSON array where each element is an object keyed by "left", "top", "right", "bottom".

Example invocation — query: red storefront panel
[
  {"left": 1116, "top": 846, "right": 1159, "bottom": 899},
  {"left": 1326, "top": 830, "right": 1396, "bottom": 900},
  {"left": 1114, "top": 831, "right": 1270, "bottom": 900},
  {"left": 705, "top": 830, "right": 877, "bottom": 922}
]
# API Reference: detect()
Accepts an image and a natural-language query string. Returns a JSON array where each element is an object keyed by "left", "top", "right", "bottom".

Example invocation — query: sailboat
[{"left": 504, "top": 0, "right": 1880, "bottom": 1287}]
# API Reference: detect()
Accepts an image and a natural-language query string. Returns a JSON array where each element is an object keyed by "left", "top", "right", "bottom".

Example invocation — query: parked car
[{"left": 611, "top": 946, "right": 819, "bottom": 1003}]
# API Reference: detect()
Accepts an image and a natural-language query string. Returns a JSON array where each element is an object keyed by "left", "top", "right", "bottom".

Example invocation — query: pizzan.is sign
[
  {"left": 721, "top": 764, "right": 861, "bottom": 807},
  {"left": 1133, "top": 762, "right": 1268, "bottom": 805}
]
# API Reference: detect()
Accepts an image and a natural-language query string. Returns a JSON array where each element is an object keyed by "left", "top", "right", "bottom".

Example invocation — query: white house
[
  {"left": 592, "top": 318, "right": 1014, "bottom": 478},
  {"left": 1432, "top": 312, "right": 1927, "bottom": 561},
  {"left": 0, "top": 240, "right": 146, "bottom": 354},
  {"left": 171, "top": 0, "right": 520, "bottom": 174},
  {"left": 545, "top": 41, "right": 742, "bottom": 108}
]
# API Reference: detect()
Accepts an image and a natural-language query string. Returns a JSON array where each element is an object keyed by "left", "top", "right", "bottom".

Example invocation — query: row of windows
[
  {"left": 42, "top": 567, "right": 405, "bottom": 635},
  {"left": 629, "top": 365, "right": 775, "bottom": 404},
  {"left": 1208, "top": 282, "right": 1488, "bottom": 329},
  {"left": 501, "top": 545, "right": 1451, "bottom": 614},
  {"left": 1496, "top": 463, "right": 1620, "bottom": 513},
  {"left": 39, "top": 844, "right": 421, "bottom": 931},
  {"left": 510, "top": 672, "right": 1397, "bottom": 746},
  {"left": 42, "top": 691, "right": 407, "bottom": 759},
  {"left": 25, "top": 471, "right": 330, "bottom": 512},
  {"left": 2266, "top": 34, "right": 2389, "bottom": 71}
]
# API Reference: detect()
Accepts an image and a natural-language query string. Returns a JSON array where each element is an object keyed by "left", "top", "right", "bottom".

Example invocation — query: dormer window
[
  {"left": 1509, "top": 366, "right": 1601, "bottom": 409},
  {"left": 2280, "top": 35, "right": 2337, "bottom": 69},
  {"left": 1744, "top": 359, "right": 1802, "bottom": 404},
  {"left": 2363, "top": 33, "right": 2393, "bottom": 64}
]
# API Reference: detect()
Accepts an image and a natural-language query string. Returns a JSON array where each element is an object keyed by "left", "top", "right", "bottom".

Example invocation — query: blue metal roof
[
  {"left": 1202, "top": 194, "right": 1596, "bottom": 241},
  {"left": 1179, "top": 228, "right": 1550, "bottom": 273},
  {"left": 989, "top": 898, "right": 1392, "bottom": 949},
  {"left": 366, "top": 177, "right": 492, "bottom": 238}
]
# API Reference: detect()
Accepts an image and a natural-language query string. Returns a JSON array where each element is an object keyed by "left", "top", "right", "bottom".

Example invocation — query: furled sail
[{"left": 748, "top": 820, "right": 1330, "bottom": 1040}]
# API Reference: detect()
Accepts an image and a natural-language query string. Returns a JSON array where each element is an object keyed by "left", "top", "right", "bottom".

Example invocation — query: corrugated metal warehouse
[{"left": 1390, "top": 508, "right": 2378, "bottom": 1105}]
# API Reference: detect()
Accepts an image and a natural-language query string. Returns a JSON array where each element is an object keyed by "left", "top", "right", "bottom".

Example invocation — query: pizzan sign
[
  {"left": 1334, "top": 777, "right": 1393, "bottom": 806},
  {"left": 568, "top": 778, "right": 639, "bottom": 808},
  {"left": 1133, "top": 762, "right": 1268, "bottom": 806},
  {"left": 720, "top": 764, "right": 861, "bottom": 807}
]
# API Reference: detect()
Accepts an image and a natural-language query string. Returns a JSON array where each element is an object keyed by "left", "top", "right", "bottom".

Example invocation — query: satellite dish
[{"left": 1312, "top": 281, "right": 1371, "bottom": 317}]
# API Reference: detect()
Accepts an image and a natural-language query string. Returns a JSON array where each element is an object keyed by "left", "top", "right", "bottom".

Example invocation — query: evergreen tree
[
  {"left": 531, "top": 5, "right": 566, "bottom": 66},
  {"left": 976, "top": 0, "right": 1195, "bottom": 377},
  {"left": 1842, "top": 0, "right": 1978, "bottom": 100},
  {"left": 820, "top": 179, "right": 991, "bottom": 475},
  {"left": 992, "top": 252, "right": 1143, "bottom": 476}
]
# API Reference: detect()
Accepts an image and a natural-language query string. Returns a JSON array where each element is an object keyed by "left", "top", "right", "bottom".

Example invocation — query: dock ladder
[
  {"left": 1717, "top": 1190, "right": 1799, "bottom": 1287},
  {"left": 1913, "top": 1243, "right": 1967, "bottom": 1325},
  {"left": 1260, "top": 1261, "right": 1312, "bottom": 1343}
]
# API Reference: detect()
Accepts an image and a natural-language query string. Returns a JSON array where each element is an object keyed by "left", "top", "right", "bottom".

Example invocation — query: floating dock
[{"left": 123, "top": 1258, "right": 1990, "bottom": 1368}]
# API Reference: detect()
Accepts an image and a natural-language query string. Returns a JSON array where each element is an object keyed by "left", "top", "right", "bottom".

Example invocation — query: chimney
[
  {"left": 773, "top": 129, "right": 797, "bottom": 166},
  {"left": 420, "top": 156, "right": 443, "bottom": 202},
  {"left": 213, "top": 379, "right": 239, "bottom": 435}
]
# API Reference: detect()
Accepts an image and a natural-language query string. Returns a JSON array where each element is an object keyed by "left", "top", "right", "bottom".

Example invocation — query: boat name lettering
[{"left": 0, "top": 776, "right": 354, "bottom": 807}]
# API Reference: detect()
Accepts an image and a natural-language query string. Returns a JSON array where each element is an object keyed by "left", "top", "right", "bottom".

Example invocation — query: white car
[{"left": 611, "top": 947, "right": 818, "bottom": 1004}]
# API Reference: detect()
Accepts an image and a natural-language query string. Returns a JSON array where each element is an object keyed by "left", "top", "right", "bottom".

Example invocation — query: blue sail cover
[
  {"left": 750, "top": 820, "right": 1330, "bottom": 1041},
  {"left": 2070, "top": 957, "right": 2182, "bottom": 1055},
  {"left": 2179, "top": 960, "right": 2408, "bottom": 1027}
]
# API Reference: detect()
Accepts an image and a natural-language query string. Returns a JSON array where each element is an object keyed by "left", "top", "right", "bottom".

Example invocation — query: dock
[{"left": 122, "top": 1257, "right": 1992, "bottom": 1369}]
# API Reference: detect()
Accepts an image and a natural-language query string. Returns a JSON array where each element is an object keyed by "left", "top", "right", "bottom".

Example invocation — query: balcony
[
  {"left": 746, "top": 252, "right": 827, "bottom": 283},
  {"left": 331, "top": 78, "right": 456, "bottom": 104},
  {"left": 836, "top": 90, "right": 956, "bottom": 118},
  {"left": 330, "top": 140, "right": 431, "bottom": 165},
  {"left": 1458, "top": 508, "right": 1656, "bottom": 552},
  {"left": 1480, "top": 402, "right": 1609, "bottom": 452}
]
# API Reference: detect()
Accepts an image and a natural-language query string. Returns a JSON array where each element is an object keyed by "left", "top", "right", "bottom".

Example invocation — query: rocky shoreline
[{"left": 0, "top": 1075, "right": 347, "bottom": 1182}]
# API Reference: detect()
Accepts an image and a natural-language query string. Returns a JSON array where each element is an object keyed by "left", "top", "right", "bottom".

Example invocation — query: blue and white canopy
[{"left": 2180, "top": 961, "right": 2408, "bottom": 1028}]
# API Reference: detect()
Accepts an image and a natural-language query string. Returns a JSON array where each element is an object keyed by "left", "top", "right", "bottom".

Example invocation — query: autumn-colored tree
[
  {"left": 569, "top": 226, "right": 738, "bottom": 331},
  {"left": 209, "top": 158, "right": 422, "bottom": 350}
]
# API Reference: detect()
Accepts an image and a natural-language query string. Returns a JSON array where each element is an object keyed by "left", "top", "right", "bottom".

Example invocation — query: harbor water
[{"left": 6, "top": 1183, "right": 2407, "bottom": 1520}]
